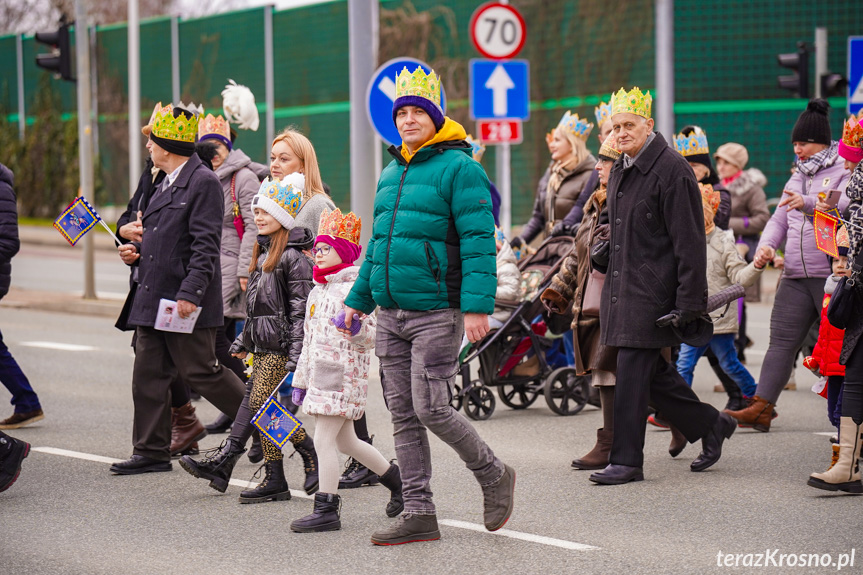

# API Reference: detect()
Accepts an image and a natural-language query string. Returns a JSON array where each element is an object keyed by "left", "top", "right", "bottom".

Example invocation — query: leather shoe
[
  {"left": 691, "top": 412, "right": 735, "bottom": 472},
  {"left": 110, "top": 454, "right": 172, "bottom": 475},
  {"left": 588, "top": 464, "right": 644, "bottom": 485},
  {"left": 668, "top": 424, "right": 687, "bottom": 458}
]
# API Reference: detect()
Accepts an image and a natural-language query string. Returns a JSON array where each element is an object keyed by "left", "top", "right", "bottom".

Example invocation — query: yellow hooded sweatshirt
[{"left": 400, "top": 117, "right": 468, "bottom": 164}]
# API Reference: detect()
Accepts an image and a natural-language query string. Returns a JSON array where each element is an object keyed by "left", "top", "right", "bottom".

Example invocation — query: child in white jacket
[{"left": 289, "top": 208, "right": 402, "bottom": 533}]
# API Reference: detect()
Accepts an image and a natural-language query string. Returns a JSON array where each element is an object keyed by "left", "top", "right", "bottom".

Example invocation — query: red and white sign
[
  {"left": 469, "top": 2, "right": 526, "bottom": 60},
  {"left": 478, "top": 119, "right": 523, "bottom": 145}
]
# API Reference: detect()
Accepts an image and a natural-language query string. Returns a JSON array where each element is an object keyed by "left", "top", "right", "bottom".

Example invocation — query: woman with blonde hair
[
  {"left": 511, "top": 112, "right": 598, "bottom": 246},
  {"left": 269, "top": 127, "right": 335, "bottom": 235}
]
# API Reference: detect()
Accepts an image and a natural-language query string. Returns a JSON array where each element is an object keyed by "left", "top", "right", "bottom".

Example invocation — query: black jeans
[{"left": 841, "top": 341, "right": 863, "bottom": 425}]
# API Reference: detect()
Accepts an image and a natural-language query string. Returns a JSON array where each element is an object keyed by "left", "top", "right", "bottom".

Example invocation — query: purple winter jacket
[{"left": 758, "top": 157, "right": 850, "bottom": 279}]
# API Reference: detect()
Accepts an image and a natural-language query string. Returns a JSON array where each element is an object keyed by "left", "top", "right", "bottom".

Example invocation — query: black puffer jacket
[
  {"left": 230, "top": 227, "right": 314, "bottom": 370},
  {"left": 0, "top": 164, "right": 21, "bottom": 301}
]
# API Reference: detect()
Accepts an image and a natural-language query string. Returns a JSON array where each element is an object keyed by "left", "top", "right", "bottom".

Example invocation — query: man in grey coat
[
  {"left": 588, "top": 88, "right": 736, "bottom": 485},
  {"left": 113, "top": 105, "right": 245, "bottom": 474}
]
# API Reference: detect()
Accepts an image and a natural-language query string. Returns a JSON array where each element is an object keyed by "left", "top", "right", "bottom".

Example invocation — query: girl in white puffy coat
[{"left": 289, "top": 208, "right": 402, "bottom": 533}]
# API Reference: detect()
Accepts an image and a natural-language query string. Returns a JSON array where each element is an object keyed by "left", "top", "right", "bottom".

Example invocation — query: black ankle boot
[
  {"left": 378, "top": 463, "right": 404, "bottom": 518},
  {"left": 339, "top": 435, "right": 380, "bottom": 489},
  {"left": 239, "top": 460, "right": 291, "bottom": 503},
  {"left": 178, "top": 438, "right": 245, "bottom": 493},
  {"left": 289, "top": 429, "right": 319, "bottom": 495},
  {"left": 248, "top": 432, "right": 263, "bottom": 464},
  {"left": 290, "top": 492, "right": 341, "bottom": 532},
  {"left": 204, "top": 412, "right": 233, "bottom": 434}
]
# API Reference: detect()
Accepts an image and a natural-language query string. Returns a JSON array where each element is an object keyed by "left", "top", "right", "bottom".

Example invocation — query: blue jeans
[
  {"left": 677, "top": 333, "right": 757, "bottom": 398},
  {"left": 377, "top": 308, "right": 504, "bottom": 515},
  {"left": 0, "top": 327, "right": 40, "bottom": 413}
]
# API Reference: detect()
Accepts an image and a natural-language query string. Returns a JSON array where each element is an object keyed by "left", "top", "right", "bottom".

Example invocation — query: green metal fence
[{"left": 1, "top": 0, "right": 861, "bottom": 221}]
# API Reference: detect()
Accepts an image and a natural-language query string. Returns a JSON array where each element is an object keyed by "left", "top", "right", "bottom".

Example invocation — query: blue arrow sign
[
  {"left": 849, "top": 36, "right": 863, "bottom": 115},
  {"left": 366, "top": 57, "right": 446, "bottom": 147},
  {"left": 470, "top": 59, "right": 529, "bottom": 120}
]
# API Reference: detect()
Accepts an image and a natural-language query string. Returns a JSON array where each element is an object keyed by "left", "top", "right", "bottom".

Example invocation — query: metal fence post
[{"left": 655, "top": 0, "right": 674, "bottom": 139}]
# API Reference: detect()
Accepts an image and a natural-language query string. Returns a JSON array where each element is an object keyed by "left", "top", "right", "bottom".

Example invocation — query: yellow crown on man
[
  {"left": 318, "top": 208, "right": 362, "bottom": 246},
  {"left": 611, "top": 87, "right": 652, "bottom": 119},
  {"left": 395, "top": 66, "right": 442, "bottom": 108},
  {"left": 151, "top": 104, "right": 199, "bottom": 143}
]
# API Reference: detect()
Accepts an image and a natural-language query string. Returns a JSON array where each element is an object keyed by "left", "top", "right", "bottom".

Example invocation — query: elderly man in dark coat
[
  {"left": 588, "top": 88, "right": 736, "bottom": 485},
  {"left": 112, "top": 105, "right": 245, "bottom": 474}
]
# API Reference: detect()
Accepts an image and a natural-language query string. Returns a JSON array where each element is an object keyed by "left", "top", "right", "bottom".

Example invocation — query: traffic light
[
  {"left": 777, "top": 42, "right": 809, "bottom": 98},
  {"left": 34, "top": 23, "right": 74, "bottom": 82},
  {"left": 820, "top": 72, "right": 848, "bottom": 98}
]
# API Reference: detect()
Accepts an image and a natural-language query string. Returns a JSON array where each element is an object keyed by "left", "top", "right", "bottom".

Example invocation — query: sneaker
[
  {"left": 371, "top": 513, "right": 441, "bottom": 545},
  {"left": 0, "top": 410, "right": 44, "bottom": 430},
  {"left": 482, "top": 464, "right": 515, "bottom": 531}
]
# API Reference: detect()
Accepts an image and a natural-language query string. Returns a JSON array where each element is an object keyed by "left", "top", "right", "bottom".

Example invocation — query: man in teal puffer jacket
[{"left": 343, "top": 67, "right": 515, "bottom": 545}]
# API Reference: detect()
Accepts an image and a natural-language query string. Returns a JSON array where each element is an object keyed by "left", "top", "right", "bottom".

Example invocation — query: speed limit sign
[{"left": 470, "top": 2, "right": 526, "bottom": 60}]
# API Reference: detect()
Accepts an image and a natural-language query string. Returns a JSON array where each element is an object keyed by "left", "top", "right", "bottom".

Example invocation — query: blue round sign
[{"left": 365, "top": 57, "right": 447, "bottom": 147}]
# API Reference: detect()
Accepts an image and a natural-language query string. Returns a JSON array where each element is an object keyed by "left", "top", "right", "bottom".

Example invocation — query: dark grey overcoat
[
  {"left": 128, "top": 153, "right": 225, "bottom": 329},
  {"left": 600, "top": 132, "right": 708, "bottom": 349}
]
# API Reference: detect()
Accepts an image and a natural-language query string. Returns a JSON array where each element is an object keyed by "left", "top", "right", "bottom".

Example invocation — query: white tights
[{"left": 313, "top": 414, "right": 391, "bottom": 494}]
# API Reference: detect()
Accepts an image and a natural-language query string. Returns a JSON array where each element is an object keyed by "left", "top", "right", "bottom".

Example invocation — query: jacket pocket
[
  {"left": 424, "top": 241, "right": 442, "bottom": 294},
  {"left": 314, "top": 358, "right": 345, "bottom": 393},
  {"left": 638, "top": 263, "right": 672, "bottom": 308},
  {"left": 635, "top": 200, "right": 662, "bottom": 237}
]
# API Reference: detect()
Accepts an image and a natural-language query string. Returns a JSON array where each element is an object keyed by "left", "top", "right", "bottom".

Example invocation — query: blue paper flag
[
  {"left": 53, "top": 197, "right": 101, "bottom": 246},
  {"left": 252, "top": 395, "right": 302, "bottom": 449}
]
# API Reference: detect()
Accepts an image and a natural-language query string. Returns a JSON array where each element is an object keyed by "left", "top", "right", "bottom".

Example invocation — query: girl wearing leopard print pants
[
  {"left": 289, "top": 208, "right": 403, "bottom": 533},
  {"left": 179, "top": 173, "right": 317, "bottom": 501}
]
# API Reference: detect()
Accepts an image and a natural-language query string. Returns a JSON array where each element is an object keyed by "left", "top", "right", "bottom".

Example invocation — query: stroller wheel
[
  {"left": 544, "top": 367, "right": 589, "bottom": 416},
  {"left": 449, "top": 382, "right": 463, "bottom": 412},
  {"left": 464, "top": 382, "right": 496, "bottom": 421},
  {"left": 498, "top": 382, "right": 540, "bottom": 410}
]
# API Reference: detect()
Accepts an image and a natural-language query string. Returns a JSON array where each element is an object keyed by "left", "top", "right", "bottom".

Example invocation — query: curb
[{"left": 0, "top": 288, "right": 124, "bottom": 319}]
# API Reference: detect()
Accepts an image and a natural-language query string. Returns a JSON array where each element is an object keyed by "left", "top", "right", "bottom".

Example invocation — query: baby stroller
[{"left": 454, "top": 236, "right": 591, "bottom": 420}]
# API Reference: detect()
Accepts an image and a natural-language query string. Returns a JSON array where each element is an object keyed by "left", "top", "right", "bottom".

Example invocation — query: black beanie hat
[
  {"left": 679, "top": 125, "right": 719, "bottom": 185},
  {"left": 791, "top": 98, "right": 832, "bottom": 145}
]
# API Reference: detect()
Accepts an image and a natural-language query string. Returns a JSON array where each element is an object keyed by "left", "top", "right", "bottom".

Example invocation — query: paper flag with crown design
[
  {"left": 318, "top": 208, "right": 362, "bottom": 245},
  {"left": 814, "top": 210, "right": 841, "bottom": 258},
  {"left": 465, "top": 134, "right": 486, "bottom": 162},
  {"left": 252, "top": 383, "right": 302, "bottom": 449},
  {"left": 611, "top": 87, "right": 652, "bottom": 119}
]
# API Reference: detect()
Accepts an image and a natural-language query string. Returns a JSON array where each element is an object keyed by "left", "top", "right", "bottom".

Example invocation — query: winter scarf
[
  {"left": 796, "top": 141, "right": 839, "bottom": 178},
  {"left": 313, "top": 262, "right": 353, "bottom": 284},
  {"left": 545, "top": 157, "right": 578, "bottom": 218}
]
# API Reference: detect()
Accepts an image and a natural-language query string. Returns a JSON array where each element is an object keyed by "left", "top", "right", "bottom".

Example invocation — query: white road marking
[
  {"left": 33, "top": 446, "right": 122, "bottom": 464},
  {"left": 813, "top": 432, "right": 835, "bottom": 437},
  {"left": 20, "top": 341, "right": 98, "bottom": 352},
  {"left": 439, "top": 519, "right": 600, "bottom": 551},
  {"left": 33, "top": 446, "right": 595, "bottom": 550}
]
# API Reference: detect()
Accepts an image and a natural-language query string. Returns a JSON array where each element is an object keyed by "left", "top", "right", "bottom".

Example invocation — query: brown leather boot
[
  {"left": 724, "top": 395, "right": 775, "bottom": 432},
  {"left": 571, "top": 428, "right": 612, "bottom": 470},
  {"left": 171, "top": 402, "right": 207, "bottom": 456}
]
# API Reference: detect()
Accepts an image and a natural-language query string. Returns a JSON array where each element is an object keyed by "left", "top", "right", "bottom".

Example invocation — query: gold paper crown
[
  {"left": 594, "top": 100, "right": 612, "bottom": 127},
  {"left": 395, "top": 66, "right": 442, "bottom": 110},
  {"left": 837, "top": 224, "right": 850, "bottom": 249},
  {"left": 317, "top": 208, "right": 362, "bottom": 245},
  {"left": 841, "top": 113, "right": 863, "bottom": 149},
  {"left": 674, "top": 127, "right": 710, "bottom": 157},
  {"left": 197, "top": 113, "right": 231, "bottom": 143},
  {"left": 557, "top": 111, "right": 593, "bottom": 140},
  {"left": 611, "top": 87, "right": 652, "bottom": 119},
  {"left": 598, "top": 133, "right": 622, "bottom": 160},
  {"left": 465, "top": 134, "right": 486, "bottom": 162},
  {"left": 151, "top": 104, "right": 199, "bottom": 143}
]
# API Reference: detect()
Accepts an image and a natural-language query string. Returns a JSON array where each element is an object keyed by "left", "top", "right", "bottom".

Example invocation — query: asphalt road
[{"left": 1, "top": 246, "right": 861, "bottom": 575}]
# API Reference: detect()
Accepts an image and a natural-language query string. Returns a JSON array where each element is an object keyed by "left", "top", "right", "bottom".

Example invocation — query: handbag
[
  {"left": 580, "top": 269, "right": 605, "bottom": 317},
  {"left": 230, "top": 174, "right": 245, "bottom": 240},
  {"left": 827, "top": 274, "right": 859, "bottom": 330}
]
